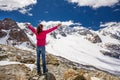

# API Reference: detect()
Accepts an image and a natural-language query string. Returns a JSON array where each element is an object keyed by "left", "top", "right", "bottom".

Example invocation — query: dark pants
[{"left": 36, "top": 46, "right": 48, "bottom": 74}]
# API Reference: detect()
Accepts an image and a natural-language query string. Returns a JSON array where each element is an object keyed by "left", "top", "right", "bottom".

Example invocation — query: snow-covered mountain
[
  {"left": 0, "top": 18, "right": 120, "bottom": 76},
  {"left": 0, "top": 18, "right": 35, "bottom": 50},
  {"left": 43, "top": 22, "right": 120, "bottom": 76}
]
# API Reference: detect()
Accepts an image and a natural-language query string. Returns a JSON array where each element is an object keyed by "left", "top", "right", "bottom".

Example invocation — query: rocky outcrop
[
  {"left": 99, "top": 24, "right": 120, "bottom": 41},
  {"left": 100, "top": 50, "right": 120, "bottom": 59},
  {"left": 0, "top": 18, "right": 18, "bottom": 30},
  {"left": 111, "top": 34, "right": 120, "bottom": 40},
  {"left": 63, "top": 68, "right": 120, "bottom": 80},
  {"left": 104, "top": 43, "right": 120, "bottom": 53},
  {"left": 0, "top": 30, "right": 7, "bottom": 37},
  {"left": 100, "top": 43, "right": 120, "bottom": 59},
  {"left": 76, "top": 29, "right": 93, "bottom": 36},
  {"left": 0, "top": 64, "right": 31, "bottom": 80},
  {"left": 64, "top": 68, "right": 86, "bottom": 80},
  {"left": 46, "top": 54, "right": 59, "bottom": 66},
  {"left": 85, "top": 33, "right": 102, "bottom": 43},
  {"left": 0, "top": 44, "right": 36, "bottom": 63},
  {"left": 73, "top": 27, "right": 102, "bottom": 43},
  {"left": 9, "top": 29, "right": 29, "bottom": 42}
]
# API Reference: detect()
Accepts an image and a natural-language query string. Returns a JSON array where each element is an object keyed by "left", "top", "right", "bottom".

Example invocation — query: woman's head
[{"left": 37, "top": 24, "right": 43, "bottom": 34}]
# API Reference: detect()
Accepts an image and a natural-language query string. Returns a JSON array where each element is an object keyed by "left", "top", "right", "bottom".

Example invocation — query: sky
[{"left": 0, "top": 0, "right": 120, "bottom": 30}]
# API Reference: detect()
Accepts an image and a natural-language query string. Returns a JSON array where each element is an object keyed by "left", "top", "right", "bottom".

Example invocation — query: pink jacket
[{"left": 28, "top": 25, "right": 58, "bottom": 46}]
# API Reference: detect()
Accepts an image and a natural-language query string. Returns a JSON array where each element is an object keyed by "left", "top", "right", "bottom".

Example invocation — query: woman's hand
[
  {"left": 57, "top": 23, "right": 62, "bottom": 27},
  {"left": 25, "top": 22, "right": 31, "bottom": 27}
]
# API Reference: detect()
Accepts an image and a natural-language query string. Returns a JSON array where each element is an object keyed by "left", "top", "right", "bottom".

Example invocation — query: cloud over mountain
[{"left": 67, "top": 0, "right": 119, "bottom": 8}]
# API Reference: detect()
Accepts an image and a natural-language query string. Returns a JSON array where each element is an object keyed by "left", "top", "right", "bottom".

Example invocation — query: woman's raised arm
[{"left": 25, "top": 23, "right": 36, "bottom": 34}]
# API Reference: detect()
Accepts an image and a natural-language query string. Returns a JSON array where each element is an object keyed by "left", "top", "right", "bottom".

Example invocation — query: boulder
[
  {"left": 0, "top": 64, "right": 31, "bottom": 80},
  {"left": 64, "top": 68, "right": 79, "bottom": 80},
  {"left": 46, "top": 54, "right": 59, "bottom": 66},
  {"left": 46, "top": 72, "right": 56, "bottom": 80}
]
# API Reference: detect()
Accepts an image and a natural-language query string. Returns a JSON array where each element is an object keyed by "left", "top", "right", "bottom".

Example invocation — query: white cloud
[
  {"left": 113, "top": 9, "right": 120, "bottom": 12},
  {"left": 0, "top": 0, "right": 37, "bottom": 15},
  {"left": 40, "top": 20, "right": 81, "bottom": 26},
  {"left": 100, "top": 22, "right": 120, "bottom": 28},
  {"left": 67, "top": 0, "right": 119, "bottom": 8},
  {"left": 19, "top": 8, "right": 33, "bottom": 16}
]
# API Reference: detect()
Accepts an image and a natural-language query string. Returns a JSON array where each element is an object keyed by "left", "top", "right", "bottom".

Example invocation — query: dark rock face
[
  {"left": 73, "top": 28, "right": 102, "bottom": 43},
  {"left": 0, "top": 30, "right": 7, "bottom": 37},
  {"left": 9, "top": 29, "right": 29, "bottom": 42},
  {"left": 100, "top": 50, "right": 120, "bottom": 59},
  {"left": 99, "top": 26, "right": 120, "bottom": 41},
  {"left": 85, "top": 33, "right": 102, "bottom": 43},
  {"left": 0, "top": 18, "right": 35, "bottom": 49},
  {"left": 104, "top": 43, "right": 120, "bottom": 54},
  {"left": 111, "top": 34, "right": 120, "bottom": 40},
  {"left": 100, "top": 43, "right": 120, "bottom": 59},
  {"left": 0, "top": 18, "right": 18, "bottom": 30},
  {"left": 77, "top": 29, "right": 93, "bottom": 36}
]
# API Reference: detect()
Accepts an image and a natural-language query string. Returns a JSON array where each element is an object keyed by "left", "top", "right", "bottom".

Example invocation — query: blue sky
[{"left": 0, "top": 0, "right": 120, "bottom": 30}]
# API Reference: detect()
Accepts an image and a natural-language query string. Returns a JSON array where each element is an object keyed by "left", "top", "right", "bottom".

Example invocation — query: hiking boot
[
  {"left": 43, "top": 68, "right": 48, "bottom": 75},
  {"left": 37, "top": 71, "right": 42, "bottom": 76}
]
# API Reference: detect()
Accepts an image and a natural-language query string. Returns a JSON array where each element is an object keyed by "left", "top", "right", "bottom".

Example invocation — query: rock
[
  {"left": 100, "top": 50, "right": 120, "bottom": 59},
  {"left": 81, "top": 69, "right": 120, "bottom": 80},
  {"left": 100, "top": 43, "right": 120, "bottom": 59},
  {"left": 46, "top": 54, "right": 59, "bottom": 66},
  {"left": 0, "top": 30, "right": 7, "bottom": 38},
  {"left": 46, "top": 72, "right": 56, "bottom": 80},
  {"left": 9, "top": 29, "right": 29, "bottom": 42},
  {"left": 20, "top": 57, "right": 35, "bottom": 64},
  {"left": 50, "top": 32, "right": 57, "bottom": 39},
  {"left": 0, "top": 52, "right": 8, "bottom": 60},
  {"left": 111, "top": 34, "right": 120, "bottom": 40},
  {"left": 64, "top": 68, "right": 86, "bottom": 80},
  {"left": 0, "top": 64, "right": 31, "bottom": 80},
  {"left": 73, "top": 75, "right": 86, "bottom": 80},
  {"left": 64, "top": 68, "right": 79, "bottom": 80},
  {"left": 0, "top": 18, "right": 18, "bottom": 30},
  {"left": 0, "top": 47, "right": 8, "bottom": 60},
  {"left": 0, "top": 44, "right": 36, "bottom": 63},
  {"left": 85, "top": 33, "right": 102, "bottom": 43},
  {"left": 77, "top": 29, "right": 93, "bottom": 36},
  {"left": 60, "top": 31, "right": 67, "bottom": 37},
  {"left": 104, "top": 43, "right": 120, "bottom": 53}
]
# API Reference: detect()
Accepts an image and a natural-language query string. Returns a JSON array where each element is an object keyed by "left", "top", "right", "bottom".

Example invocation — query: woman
[{"left": 25, "top": 23, "right": 61, "bottom": 75}]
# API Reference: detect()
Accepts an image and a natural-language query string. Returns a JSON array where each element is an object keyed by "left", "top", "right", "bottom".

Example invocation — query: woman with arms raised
[{"left": 25, "top": 23, "right": 61, "bottom": 75}]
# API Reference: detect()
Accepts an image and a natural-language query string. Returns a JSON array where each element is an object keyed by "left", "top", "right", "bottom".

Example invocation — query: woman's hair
[{"left": 37, "top": 24, "right": 43, "bottom": 34}]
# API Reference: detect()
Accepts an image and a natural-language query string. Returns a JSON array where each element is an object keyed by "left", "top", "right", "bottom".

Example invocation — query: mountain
[
  {"left": 0, "top": 18, "right": 120, "bottom": 77},
  {"left": 0, "top": 18, "right": 35, "bottom": 49},
  {"left": 43, "top": 22, "right": 120, "bottom": 76}
]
